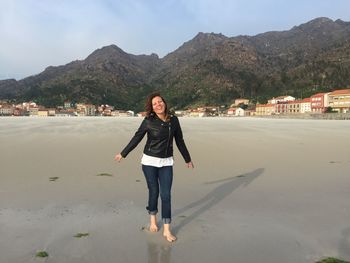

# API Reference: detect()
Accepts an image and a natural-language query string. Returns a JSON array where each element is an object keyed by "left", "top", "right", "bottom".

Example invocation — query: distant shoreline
[
  {"left": 1, "top": 113, "right": 350, "bottom": 120},
  {"left": 254, "top": 112, "right": 350, "bottom": 120}
]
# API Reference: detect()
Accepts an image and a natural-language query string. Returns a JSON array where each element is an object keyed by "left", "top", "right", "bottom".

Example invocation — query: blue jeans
[{"left": 142, "top": 165, "right": 173, "bottom": 224}]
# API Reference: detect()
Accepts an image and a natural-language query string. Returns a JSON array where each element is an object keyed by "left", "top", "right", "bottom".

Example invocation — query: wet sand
[{"left": 1, "top": 117, "right": 350, "bottom": 263}]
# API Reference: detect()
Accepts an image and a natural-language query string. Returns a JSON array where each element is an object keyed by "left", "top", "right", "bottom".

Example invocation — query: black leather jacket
[{"left": 120, "top": 114, "right": 191, "bottom": 163}]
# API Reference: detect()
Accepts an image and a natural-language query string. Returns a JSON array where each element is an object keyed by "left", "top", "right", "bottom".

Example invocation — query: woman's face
[{"left": 152, "top": 96, "right": 165, "bottom": 115}]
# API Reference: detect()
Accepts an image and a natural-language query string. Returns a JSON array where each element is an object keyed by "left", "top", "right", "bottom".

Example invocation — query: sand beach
[{"left": 0, "top": 117, "right": 350, "bottom": 263}]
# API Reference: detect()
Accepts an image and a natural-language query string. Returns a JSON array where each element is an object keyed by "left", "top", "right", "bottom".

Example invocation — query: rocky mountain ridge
[{"left": 1, "top": 17, "right": 350, "bottom": 111}]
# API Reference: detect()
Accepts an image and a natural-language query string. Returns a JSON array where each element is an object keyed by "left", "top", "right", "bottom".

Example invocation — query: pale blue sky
[{"left": 1, "top": 0, "right": 350, "bottom": 80}]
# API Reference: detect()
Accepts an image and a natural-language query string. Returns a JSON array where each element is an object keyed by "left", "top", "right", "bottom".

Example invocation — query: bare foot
[
  {"left": 150, "top": 215, "right": 158, "bottom": 232},
  {"left": 149, "top": 224, "right": 159, "bottom": 232},
  {"left": 163, "top": 232, "right": 177, "bottom": 242},
  {"left": 163, "top": 223, "right": 176, "bottom": 242}
]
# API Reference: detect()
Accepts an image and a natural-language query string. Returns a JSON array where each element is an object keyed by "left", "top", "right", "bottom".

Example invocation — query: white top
[{"left": 141, "top": 154, "right": 174, "bottom": 167}]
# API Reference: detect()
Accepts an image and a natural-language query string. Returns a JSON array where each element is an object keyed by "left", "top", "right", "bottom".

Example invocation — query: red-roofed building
[
  {"left": 227, "top": 107, "right": 236, "bottom": 115},
  {"left": 328, "top": 89, "right": 350, "bottom": 113},
  {"left": 310, "top": 93, "right": 329, "bottom": 113},
  {"left": 287, "top": 100, "right": 303, "bottom": 114},
  {"left": 275, "top": 101, "right": 288, "bottom": 114}
]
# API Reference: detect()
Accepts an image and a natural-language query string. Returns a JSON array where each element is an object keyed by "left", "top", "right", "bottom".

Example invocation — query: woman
[{"left": 114, "top": 93, "right": 194, "bottom": 242}]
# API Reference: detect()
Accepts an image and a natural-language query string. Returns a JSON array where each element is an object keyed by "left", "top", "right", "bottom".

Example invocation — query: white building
[
  {"left": 300, "top": 98, "right": 311, "bottom": 113},
  {"left": 268, "top": 95, "right": 295, "bottom": 104},
  {"left": 235, "top": 108, "right": 245, "bottom": 116}
]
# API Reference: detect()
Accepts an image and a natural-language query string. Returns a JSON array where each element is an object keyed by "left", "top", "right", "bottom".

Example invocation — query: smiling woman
[{"left": 114, "top": 92, "right": 194, "bottom": 242}]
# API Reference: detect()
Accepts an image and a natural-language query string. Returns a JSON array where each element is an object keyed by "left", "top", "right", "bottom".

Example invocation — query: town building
[
  {"left": 300, "top": 98, "right": 311, "bottom": 113},
  {"left": 287, "top": 100, "right": 302, "bottom": 114},
  {"left": 22, "top": 102, "right": 38, "bottom": 111},
  {"left": 255, "top": 104, "right": 275, "bottom": 115},
  {"left": 174, "top": 110, "right": 186, "bottom": 117},
  {"left": 188, "top": 109, "right": 201, "bottom": 117},
  {"left": 328, "top": 89, "right": 350, "bottom": 113},
  {"left": 234, "top": 98, "right": 250, "bottom": 106},
  {"left": 275, "top": 102, "right": 288, "bottom": 114},
  {"left": 268, "top": 95, "right": 295, "bottom": 104},
  {"left": 85, "top": 104, "right": 96, "bottom": 116},
  {"left": 0, "top": 104, "right": 14, "bottom": 116},
  {"left": 28, "top": 106, "right": 39, "bottom": 116},
  {"left": 310, "top": 93, "right": 329, "bottom": 113},
  {"left": 13, "top": 108, "right": 25, "bottom": 116},
  {"left": 227, "top": 107, "right": 236, "bottom": 116},
  {"left": 64, "top": 101, "right": 72, "bottom": 109},
  {"left": 235, "top": 107, "right": 246, "bottom": 116},
  {"left": 98, "top": 105, "right": 115, "bottom": 116},
  {"left": 76, "top": 103, "right": 96, "bottom": 116},
  {"left": 38, "top": 109, "right": 48, "bottom": 117}
]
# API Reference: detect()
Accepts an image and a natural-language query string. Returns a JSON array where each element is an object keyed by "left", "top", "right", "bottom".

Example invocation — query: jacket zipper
[{"left": 165, "top": 123, "right": 171, "bottom": 157}]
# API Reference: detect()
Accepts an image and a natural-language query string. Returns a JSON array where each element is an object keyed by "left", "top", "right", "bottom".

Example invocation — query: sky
[{"left": 1, "top": 0, "right": 350, "bottom": 80}]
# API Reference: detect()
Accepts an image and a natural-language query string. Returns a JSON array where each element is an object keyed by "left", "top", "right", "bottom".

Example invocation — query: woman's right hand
[
  {"left": 114, "top": 153, "right": 123, "bottom": 162},
  {"left": 187, "top": 161, "right": 194, "bottom": 169}
]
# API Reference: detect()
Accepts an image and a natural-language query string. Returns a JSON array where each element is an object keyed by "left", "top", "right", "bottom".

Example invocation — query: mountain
[
  {"left": 0, "top": 45, "right": 160, "bottom": 109},
  {"left": 153, "top": 32, "right": 260, "bottom": 107},
  {"left": 1, "top": 17, "right": 350, "bottom": 111},
  {"left": 150, "top": 17, "right": 350, "bottom": 107}
]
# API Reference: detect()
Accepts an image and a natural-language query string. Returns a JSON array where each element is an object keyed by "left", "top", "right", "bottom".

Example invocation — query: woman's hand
[
  {"left": 187, "top": 161, "right": 194, "bottom": 169},
  {"left": 114, "top": 153, "right": 123, "bottom": 162}
]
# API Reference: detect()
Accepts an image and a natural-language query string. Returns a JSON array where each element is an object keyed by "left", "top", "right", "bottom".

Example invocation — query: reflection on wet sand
[{"left": 146, "top": 239, "right": 172, "bottom": 263}]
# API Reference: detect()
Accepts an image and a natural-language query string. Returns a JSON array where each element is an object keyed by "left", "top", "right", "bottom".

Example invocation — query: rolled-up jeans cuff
[
  {"left": 163, "top": 218, "right": 171, "bottom": 224},
  {"left": 148, "top": 210, "right": 158, "bottom": 215}
]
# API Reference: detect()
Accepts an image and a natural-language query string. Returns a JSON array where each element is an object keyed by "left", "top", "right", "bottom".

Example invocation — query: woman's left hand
[
  {"left": 187, "top": 161, "right": 194, "bottom": 169},
  {"left": 114, "top": 153, "right": 123, "bottom": 162}
]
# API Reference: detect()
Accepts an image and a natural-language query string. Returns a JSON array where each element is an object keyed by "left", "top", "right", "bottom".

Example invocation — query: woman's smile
[{"left": 152, "top": 96, "right": 165, "bottom": 114}]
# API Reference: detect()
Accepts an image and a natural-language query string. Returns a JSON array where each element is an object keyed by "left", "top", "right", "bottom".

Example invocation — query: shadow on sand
[
  {"left": 172, "top": 167, "right": 264, "bottom": 234},
  {"left": 145, "top": 168, "right": 264, "bottom": 263}
]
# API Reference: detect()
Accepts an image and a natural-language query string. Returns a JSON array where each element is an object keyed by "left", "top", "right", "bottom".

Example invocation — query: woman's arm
[
  {"left": 115, "top": 119, "right": 147, "bottom": 160},
  {"left": 173, "top": 116, "right": 192, "bottom": 164}
]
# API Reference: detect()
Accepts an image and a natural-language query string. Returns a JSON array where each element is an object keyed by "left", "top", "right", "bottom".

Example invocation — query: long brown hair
[{"left": 145, "top": 92, "right": 170, "bottom": 120}]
